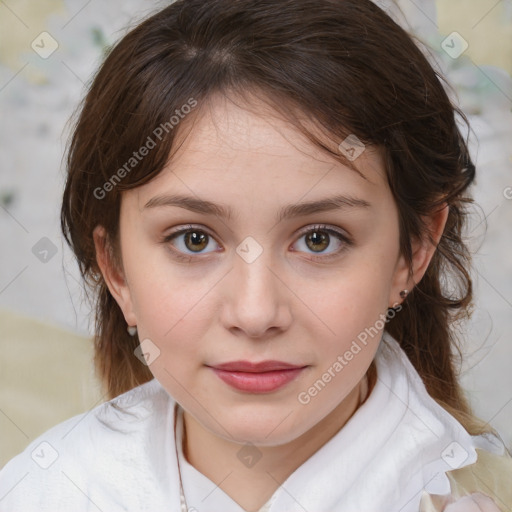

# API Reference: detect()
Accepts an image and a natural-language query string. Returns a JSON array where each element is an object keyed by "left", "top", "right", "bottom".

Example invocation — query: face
[{"left": 99, "top": 93, "right": 421, "bottom": 447}]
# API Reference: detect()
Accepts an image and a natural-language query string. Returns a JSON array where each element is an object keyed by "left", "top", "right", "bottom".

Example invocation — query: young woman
[{"left": 1, "top": 1, "right": 511, "bottom": 510}]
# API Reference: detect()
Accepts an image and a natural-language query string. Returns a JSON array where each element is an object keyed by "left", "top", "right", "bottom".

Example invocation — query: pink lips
[{"left": 208, "top": 360, "right": 307, "bottom": 393}]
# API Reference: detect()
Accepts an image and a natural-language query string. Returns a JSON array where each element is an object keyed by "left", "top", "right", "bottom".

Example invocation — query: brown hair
[{"left": 61, "top": 0, "right": 487, "bottom": 433}]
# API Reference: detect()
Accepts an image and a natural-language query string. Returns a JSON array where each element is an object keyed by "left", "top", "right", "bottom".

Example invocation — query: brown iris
[
  {"left": 184, "top": 231, "right": 208, "bottom": 252},
  {"left": 306, "top": 230, "right": 330, "bottom": 252}
]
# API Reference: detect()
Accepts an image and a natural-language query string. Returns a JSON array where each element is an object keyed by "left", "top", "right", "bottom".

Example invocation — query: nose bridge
[
  {"left": 222, "top": 237, "right": 291, "bottom": 336},
  {"left": 234, "top": 241, "right": 280, "bottom": 305}
]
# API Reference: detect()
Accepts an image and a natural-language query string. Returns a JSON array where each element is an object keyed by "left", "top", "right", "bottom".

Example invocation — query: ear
[
  {"left": 93, "top": 225, "right": 137, "bottom": 327},
  {"left": 388, "top": 203, "right": 449, "bottom": 307}
]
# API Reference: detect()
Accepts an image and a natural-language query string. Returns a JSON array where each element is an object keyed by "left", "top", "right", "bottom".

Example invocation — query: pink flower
[
  {"left": 443, "top": 493, "right": 500, "bottom": 511},
  {"left": 420, "top": 492, "right": 501, "bottom": 512}
]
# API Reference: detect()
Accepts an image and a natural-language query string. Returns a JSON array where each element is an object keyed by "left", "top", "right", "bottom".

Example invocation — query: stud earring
[
  {"left": 399, "top": 289, "right": 409, "bottom": 299},
  {"left": 127, "top": 325, "right": 138, "bottom": 336}
]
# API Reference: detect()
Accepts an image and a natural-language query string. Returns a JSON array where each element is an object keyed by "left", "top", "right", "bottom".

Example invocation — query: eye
[
  {"left": 292, "top": 224, "right": 352, "bottom": 259},
  {"left": 162, "top": 223, "right": 352, "bottom": 262},
  {"left": 163, "top": 225, "right": 220, "bottom": 257}
]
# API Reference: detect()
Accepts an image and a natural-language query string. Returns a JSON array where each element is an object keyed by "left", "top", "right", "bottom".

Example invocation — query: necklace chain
[
  {"left": 173, "top": 403, "right": 189, "bottom": 512},
  {"left": 179, "top": 482, "right": 188, "bottom": 512}
]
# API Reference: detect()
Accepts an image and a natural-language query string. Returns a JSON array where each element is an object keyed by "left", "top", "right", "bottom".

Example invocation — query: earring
[
  {"left": 399, "top": 289, "right": 409, "bottom": 299},
  {"left": 127, "top": 325, "right": 138, "bottom": 336}
]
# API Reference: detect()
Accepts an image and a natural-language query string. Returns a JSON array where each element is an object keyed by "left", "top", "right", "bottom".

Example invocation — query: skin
[{"left": 94, "top": 93, "right": 448, "bottom": 511}]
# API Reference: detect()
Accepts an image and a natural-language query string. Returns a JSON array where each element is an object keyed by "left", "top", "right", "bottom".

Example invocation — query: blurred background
[{"left": 0, "top": 0, "right": 511, "bottom": 467}]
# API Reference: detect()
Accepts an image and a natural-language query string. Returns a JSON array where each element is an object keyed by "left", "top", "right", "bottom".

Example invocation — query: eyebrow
[{"left": 143, "top": 193, "right": 371, "bottom": 222}]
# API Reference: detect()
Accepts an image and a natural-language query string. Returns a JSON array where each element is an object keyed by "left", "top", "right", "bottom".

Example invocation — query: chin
[{"left": 212, "top": 411, "right": 309, "bottom": 447}]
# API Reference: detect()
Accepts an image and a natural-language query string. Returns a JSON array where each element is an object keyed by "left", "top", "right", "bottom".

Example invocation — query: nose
[{"left": 220, "top": 248, "right": 293, "bottom": 339}]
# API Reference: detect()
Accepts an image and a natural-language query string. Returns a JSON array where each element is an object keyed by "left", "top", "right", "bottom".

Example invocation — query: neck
[{"left": 181, "top": 368, "right": 374, "bottom": 512}]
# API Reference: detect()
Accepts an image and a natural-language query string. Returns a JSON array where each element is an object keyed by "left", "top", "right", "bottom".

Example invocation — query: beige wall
[
  {"left": 437, "top": 0, "right": 512, "bottom": 76},
  {"left": 0, "top": 311, "right": 102, "bottom": 467}
]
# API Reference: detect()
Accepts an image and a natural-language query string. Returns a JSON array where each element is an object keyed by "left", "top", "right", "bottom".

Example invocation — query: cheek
[
  {"left": 121, "top": 231, "right": 212, "bottom": 334},
  {"left": 130, "top": 272, "right": 212, "bottom": 389},
  {"left": 302, "top": 279, "right": 386, "bottom": 407},
  {"left": 302, "top": 257, "right": 393, "bottom": 333},
  {"left": 132, "top": 274, "right": 214, "bottom": 343},
  {"left": 298, "top": 248, "right": 397, "bottom": 384}
]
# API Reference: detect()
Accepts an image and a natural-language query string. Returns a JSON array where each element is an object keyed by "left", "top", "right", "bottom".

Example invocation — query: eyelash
[{"left": 161, "top": 223, "right": 353, "bottom": 262}]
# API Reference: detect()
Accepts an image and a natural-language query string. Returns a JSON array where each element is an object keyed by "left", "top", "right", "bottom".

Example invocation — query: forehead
[{"left": 134, "top": 93, "right": 389, "bottom": 208}]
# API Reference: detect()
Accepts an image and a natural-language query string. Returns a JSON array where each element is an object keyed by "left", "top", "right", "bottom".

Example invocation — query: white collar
[{"left": 166, "top": 331, "right": 491, "bottom": 511}]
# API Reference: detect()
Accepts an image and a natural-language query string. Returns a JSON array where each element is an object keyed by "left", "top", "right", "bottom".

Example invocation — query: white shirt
[{"left": 0, "top": 331, "right": 505, "bottom": 511}]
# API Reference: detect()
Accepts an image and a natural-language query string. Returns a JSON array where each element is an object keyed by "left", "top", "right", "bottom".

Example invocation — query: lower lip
[{"left": 210, "top": 367, "right": 306, "bottom": 393}]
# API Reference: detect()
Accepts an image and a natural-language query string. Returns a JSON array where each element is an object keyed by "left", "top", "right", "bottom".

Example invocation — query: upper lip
[{"left": 208, "top": 360, "right": 306, "bottom": 372}]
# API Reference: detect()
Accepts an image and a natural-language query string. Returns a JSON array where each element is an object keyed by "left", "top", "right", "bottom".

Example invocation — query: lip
[
  {"left": 207, "top": 360, "right": 308, "bottom": 393},
  {"left": 209, "top": 360, "right": 305, "bottom": 372}
]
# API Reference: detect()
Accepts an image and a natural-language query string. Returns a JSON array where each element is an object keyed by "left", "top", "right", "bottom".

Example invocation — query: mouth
[{"left": 206, "top": 360, "right": 308, "bottom": 393}]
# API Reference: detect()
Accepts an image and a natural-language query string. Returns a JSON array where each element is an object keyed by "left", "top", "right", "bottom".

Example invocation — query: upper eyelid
[
  {"left": 166, "top": 224, "right": 218, "bottom": 241},
  {"left": 166, "top": 223, "right": 347, "bottom": 236},
  {"left": 165, "top": 223, "right": 350, "bottom": 246},
  {"left": 296, "top": 224, "right": 348, "bottom": 236}
]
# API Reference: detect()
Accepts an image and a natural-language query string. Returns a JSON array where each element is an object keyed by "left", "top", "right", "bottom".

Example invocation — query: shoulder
[{"left": 0, "top": 379, "right": 176, "bottom": 511}]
